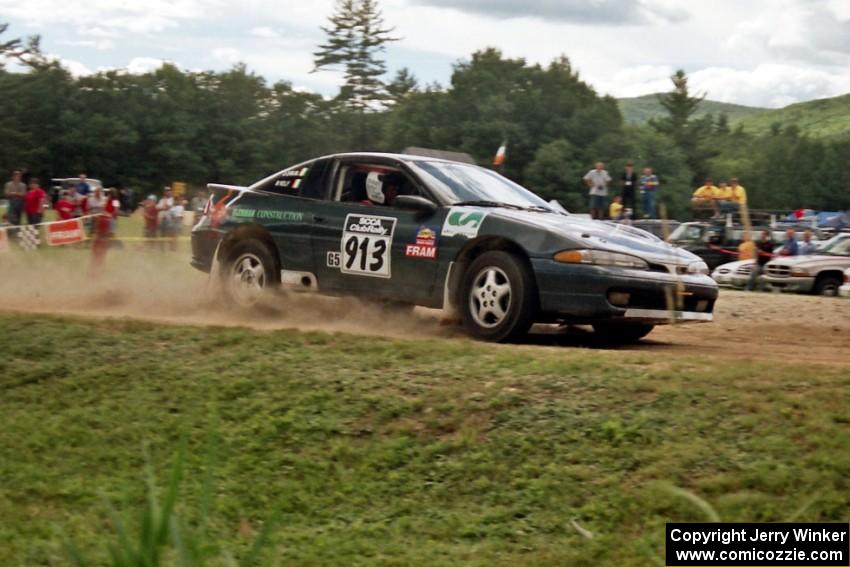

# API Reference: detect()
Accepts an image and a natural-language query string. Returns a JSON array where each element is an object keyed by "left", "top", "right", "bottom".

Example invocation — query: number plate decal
[{"left": 340, "top": 214, "right": 397, "bottom": 278}]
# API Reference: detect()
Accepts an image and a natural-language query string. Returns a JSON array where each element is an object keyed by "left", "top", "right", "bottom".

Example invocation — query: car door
[{"left": 311, "top": 158, "right": 444, "bottom": 303}]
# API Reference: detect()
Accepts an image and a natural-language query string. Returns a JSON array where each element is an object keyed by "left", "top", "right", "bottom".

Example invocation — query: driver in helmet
[{"left": 363, "top": 171, "right": 401, "bottom": 206}]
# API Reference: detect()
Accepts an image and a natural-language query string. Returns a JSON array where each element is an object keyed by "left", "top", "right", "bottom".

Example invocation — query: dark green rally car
[{"left": 191, "top": 153, "right": 717, "bottom": 342}]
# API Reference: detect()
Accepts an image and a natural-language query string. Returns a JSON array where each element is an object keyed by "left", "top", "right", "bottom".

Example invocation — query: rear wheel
[
  {"left": 813, "top": 275, "right": 841, "bottom": 297},
  {"left": 592, "top": 322, "right": 655, "bottom": 344},
  {"left": 221, "top": 239, "right": 279, "bottom": 308},
  {"left": 460, "top": 250, "right": 536, "bottom": 342}
]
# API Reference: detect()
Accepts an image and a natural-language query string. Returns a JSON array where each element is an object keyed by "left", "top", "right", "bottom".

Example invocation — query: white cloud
[
  {"left": 249, "top": 26, "right": 279, "bottom": 38},
  {"left": 125, "top": 57, "right": 170, "bottom": 74},
  {"left": 58, "top": 38, "right": 116, "bottom": 50},
  {"left": 5, "top": 0, "right": 850, "bottom": 108},
  {"left": 57, "top": 57, "right": 93, "bottom": 77}
]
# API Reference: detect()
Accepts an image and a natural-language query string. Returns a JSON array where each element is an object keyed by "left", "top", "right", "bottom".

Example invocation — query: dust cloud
[{"left": 0, "top": 244, "right": 454, "bottom": 338}]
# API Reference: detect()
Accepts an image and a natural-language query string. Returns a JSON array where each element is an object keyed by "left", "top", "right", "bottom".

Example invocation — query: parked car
[
  {"left": 839, "top": 268, "right": 850, "bottom": 298},
  {"left": 191, "top": 152, "right": 717, "bottom": 342},
  {"left": 711, "top": 259, "right": 754, "bottom": 288},
  {"left": 629, "top": 219, "right": 681, "bottom": 239},
  {"left": 763, "top": 236, "right": 850, "bottom": 296}
]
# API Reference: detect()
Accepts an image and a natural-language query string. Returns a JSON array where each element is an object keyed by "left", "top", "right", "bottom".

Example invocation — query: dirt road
[{"left": 0, "top": 250, "right": 847, "bottom": 365}]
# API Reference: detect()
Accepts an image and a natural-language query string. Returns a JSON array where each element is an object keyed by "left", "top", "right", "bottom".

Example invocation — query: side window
[
  {"left": 337, "top": 164, "right": 420, "bottom": 207},
  {"left": 256, "top": 160, "right": 330, "bottom": 199}
]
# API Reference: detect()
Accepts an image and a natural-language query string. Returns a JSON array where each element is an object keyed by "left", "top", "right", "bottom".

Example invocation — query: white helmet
[{"left": 365, "top": 172, "right": 385, "bottom": 204}]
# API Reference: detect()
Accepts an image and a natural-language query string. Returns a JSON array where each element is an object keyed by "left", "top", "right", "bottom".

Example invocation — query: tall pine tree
[{"left": 313, "top": 0, "right": 398, "bottom": 111}]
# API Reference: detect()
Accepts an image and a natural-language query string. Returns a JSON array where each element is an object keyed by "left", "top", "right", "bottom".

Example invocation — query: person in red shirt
[
  {"left": 23, "top": 178, "right": 47, "bottom": 225},
  {"left": 54, "top": 190, "right": 75, "bottom": 220}
]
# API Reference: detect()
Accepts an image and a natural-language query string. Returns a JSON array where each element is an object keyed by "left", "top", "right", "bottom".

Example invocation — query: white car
[
  {"left": 712, "top": 260, "right": 748, "bottom": 287},
  {"left": 840, "top": 268, "right": 850, "bottom": 297}
]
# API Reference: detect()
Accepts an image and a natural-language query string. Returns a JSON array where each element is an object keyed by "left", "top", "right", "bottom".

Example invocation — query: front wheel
[
  {"left": 221, "top": 239, "right": 279, "bottom": 308},
  {"left": 592, "top": 322, "right": 655, "bottom": 344},
  {"left": 813, "top": 275, "right": 841, "bottom": 297},
  {"left": 460, "top": 250, "right": 537, "bottom": 342}
]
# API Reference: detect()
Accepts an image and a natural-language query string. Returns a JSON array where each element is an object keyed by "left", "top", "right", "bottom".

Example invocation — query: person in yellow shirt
[
  {"left": 692, "top": 177, "right": 719, "bottom": 218},
  {"left": 609, "top": 195, "right": 624, "bottom": 220},
  {"left": 738, "top": 231, "right": 756, "bottom": 261},
  {"left": 728, "top": 178, "right": 747, "bottom": 205}
]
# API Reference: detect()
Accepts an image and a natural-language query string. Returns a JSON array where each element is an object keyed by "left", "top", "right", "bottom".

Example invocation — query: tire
[
  {"left": 592, "top": 323, "right": 655, "bottom": 344},
  {"left": 813, "top": 275, "right": 841, "bottom": 297},
  {"left": 221, "top": 239, "right": 279, "bottom": 308},
  {"left": 459, "top": 250, "right": 537, "bottom": 342}
]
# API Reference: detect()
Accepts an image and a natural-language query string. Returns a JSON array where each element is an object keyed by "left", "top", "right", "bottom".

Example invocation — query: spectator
[
  {"left": 747, "top": 229, "right": 774, "bottom": 291},
  {"left": 738, "top": 231, "right": 755, "bottom": 261},
  {"left": 620, "top": 161, "right": 637, "bottom": 215},
  {"left": 798, "top": 229, "right": 817, "bottom": 255},
  {"left": 23, "top": 178, "right": 47, "bottom": 225},
  {"left": 583, "top": 161, "right": 611, "bottom": 220},
  {"left": 76, "top": 173, "right": 91, "bottom": 196},
  {"left": 4, "top": 170, "right": 26, "bottom": 225},
  {"left": 715, "top": 180, "right": 742, "bottom": 215},
  {"left": 108, "top": 188, "right": 121, "bottom": 234},
  {"left": 86, "top": 186, "right": 107, "bottom": 234},
  {"left": 55, "top": 190, "right": 75, "bottom": 220},
  {"left": 728, "top": 178, "right": 747, "bottom": 207},
  {"left": 609, "top": 195, "right": 624, "bottom": 220},
  {"left": 142, "top": 195, "right": 159, "bottom": 248},
  {"left": 157, "top": 187, "right": 176, "bottom": 249},
  {"left": 639, "top": 167, "right": 659, "bottom": 219},
  {"left": 779, "top": 228, "right": 798, "bottom": 256},
  {"left": 691, "top": 177, "right": 719, "bottom": 218},
  {"left": 67, "top": 186, "right": 84, "bottom": 218}
]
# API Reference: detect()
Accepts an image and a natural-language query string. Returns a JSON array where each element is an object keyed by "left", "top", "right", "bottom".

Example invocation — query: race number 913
[{"left": 340, "top": 214, "right": 397, "bottom": 278}]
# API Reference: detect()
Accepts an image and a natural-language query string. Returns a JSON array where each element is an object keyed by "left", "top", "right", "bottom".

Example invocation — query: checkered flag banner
[{"left": 16, "top": 225, "right": 41, "bottom": 251}]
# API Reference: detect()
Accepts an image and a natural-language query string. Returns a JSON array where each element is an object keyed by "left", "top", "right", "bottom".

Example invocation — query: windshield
[
  {"left": 408, "top": 160, "right": 552, "bottom": 209},
  {"left": 668, "top": 223, "right": 703, "bottom": 241},
  {"left": 823, "top": 237, "right": 850, "bottom": 256}
]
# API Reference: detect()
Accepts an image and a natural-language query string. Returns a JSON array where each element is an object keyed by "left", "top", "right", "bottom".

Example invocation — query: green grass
[{"left": 1, "top": 314, "right": 849, "bottom": 565}]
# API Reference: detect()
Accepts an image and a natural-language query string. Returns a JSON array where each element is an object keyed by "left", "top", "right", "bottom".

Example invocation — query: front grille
[
  {"left": 609, "top": 287, "right": 715, "bottom": 313},
  {"left": 766, "top": 264, "right": 791, "bottom": 278},
  {"left": 735, "top": 265, "right": 752, "bottom": 275},
  {"left": 717, "top": 268, "right": 730, "bottom": 275}
]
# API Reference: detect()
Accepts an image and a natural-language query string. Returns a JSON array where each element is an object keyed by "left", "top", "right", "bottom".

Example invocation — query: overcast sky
[{"left": 3, "top": 0, "right": 850, "bottom": 108}]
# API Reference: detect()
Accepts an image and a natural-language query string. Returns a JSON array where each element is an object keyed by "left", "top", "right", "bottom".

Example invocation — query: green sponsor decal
[
  {"left": 230, "top": 207, "right": 304, "bottom": 222},
  {"left": 442, "top": 208, "right": 487, "bottom": 237},
  {"left": 231, "top": 207, "right": 256, "bottom": 218},
  {"left": 257, "top": 210, "right": 304, "bottom": 221}
]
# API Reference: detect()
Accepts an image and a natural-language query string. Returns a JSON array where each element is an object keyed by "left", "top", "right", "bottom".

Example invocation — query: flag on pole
[{"left": 493, "top": 140, "right": 507, "bottom": 167}]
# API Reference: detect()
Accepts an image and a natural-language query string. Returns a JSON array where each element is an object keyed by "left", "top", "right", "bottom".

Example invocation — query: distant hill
[
  {"left": 617, "top": 93, "right": 767, "bottom": 125},
  {"left": 735, "top": 94, "right": 850, "bottom": 139}
]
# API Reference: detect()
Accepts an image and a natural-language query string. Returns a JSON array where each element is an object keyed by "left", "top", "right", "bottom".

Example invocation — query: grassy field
[{"left": 1, "top": 314, "right": 849, "bottom": 565}]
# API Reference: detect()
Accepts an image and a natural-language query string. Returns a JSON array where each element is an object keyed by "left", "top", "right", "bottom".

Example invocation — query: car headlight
[
  {"left": 553, "top": 249, "right": 649, "bottom": 270},
  {"left": 687, "top": 261, "right": 709, "bottom": 275}
]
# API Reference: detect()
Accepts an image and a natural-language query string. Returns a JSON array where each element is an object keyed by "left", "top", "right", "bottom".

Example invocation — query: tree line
[{"left": 1, "top": 14, "right": 848, "bottom": 219}]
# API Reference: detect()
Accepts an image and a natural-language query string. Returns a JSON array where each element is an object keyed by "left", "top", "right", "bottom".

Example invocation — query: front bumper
[
  {"left": 763, "top": 276, "right": 815, "bottom": 293},
  {"left": 531, "top": 259, "right": 717, "bottom": 324},
  {"left": 838, "top": 283, "right": 850, "bottom": 298},
  {"left": 190, "top": 227, "right": 225, "bottom": 273}
]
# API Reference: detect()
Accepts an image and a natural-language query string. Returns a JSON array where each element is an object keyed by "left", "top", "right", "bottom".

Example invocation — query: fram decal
[
  {"left": 406, "top": 225, "right": 437, "bottom": 259},
  {"left": 442, "top": 208, "right": 488, "bottom": 238}
]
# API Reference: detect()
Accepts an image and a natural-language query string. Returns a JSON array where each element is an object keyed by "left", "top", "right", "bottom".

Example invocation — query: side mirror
[{"left": 394, "top": 195, "right": 437, "bottom": 217}]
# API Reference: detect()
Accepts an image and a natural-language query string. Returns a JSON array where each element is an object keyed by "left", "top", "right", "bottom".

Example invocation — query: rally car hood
[{"left": 485, "top": 208, "right": 702, "bottom": 267}]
